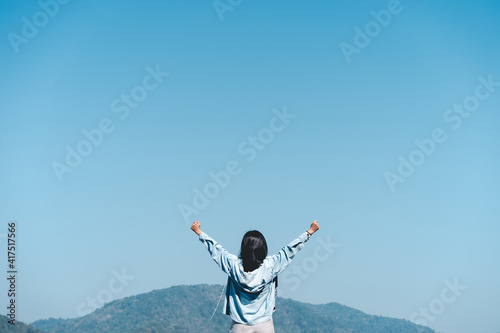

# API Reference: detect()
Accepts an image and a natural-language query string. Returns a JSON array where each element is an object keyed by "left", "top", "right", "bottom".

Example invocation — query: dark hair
[{"left": 239, "top": 230, "right": 268, "bottom": 272}]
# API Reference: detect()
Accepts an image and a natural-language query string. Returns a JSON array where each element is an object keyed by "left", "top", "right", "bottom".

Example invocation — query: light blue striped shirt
[{"left": 199, "top": 231, "right": 311, "bottom": 325}]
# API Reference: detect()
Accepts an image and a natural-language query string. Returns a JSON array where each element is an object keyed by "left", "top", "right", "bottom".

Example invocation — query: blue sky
[{"left": 0, "top": 1, "right": 499, "bottom": 332}]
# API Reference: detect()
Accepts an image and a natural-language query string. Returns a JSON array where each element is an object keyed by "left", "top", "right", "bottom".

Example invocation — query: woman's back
[
  {"left": 192, "top": 220, "right": 320, "bottom": 328},
  {"left": 223, "top": 255, "right": 279, "bottom": 324}
]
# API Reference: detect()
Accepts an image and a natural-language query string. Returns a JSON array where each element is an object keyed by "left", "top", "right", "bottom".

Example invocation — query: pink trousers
[{"left": 229, "top": 318, "right": 275, "bottom": 333}]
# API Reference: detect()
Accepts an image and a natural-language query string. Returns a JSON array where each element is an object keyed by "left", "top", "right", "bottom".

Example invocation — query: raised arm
[
  {"left": 270, "top": 220, "right": 319, "bottom": 278},
  {"left": 191, "top": 221, "right": 234, "bottom": 275}
]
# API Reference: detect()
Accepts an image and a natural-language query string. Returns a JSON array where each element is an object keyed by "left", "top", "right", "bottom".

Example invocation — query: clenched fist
[
  {"left": 307, "top": 220, "right": 319, "bottom": 235},
  {"left": 191, "top": 221, "right": 202, "bottom": 236}
]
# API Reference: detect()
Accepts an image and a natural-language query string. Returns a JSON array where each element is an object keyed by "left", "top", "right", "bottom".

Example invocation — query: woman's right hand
[
  {"left": 307, "top": 220, "right": 319, "bottom": 235},
  {"left": 191, "top": 221, "right": 202, "bottom": 236}
]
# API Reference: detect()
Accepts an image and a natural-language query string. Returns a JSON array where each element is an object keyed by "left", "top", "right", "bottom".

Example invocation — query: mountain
[
  {"left": 32, "top": 284, "right": 435, "bottom": 333},
  {"left": 1, "top": 314, "right": 43, "bottom": 332}
]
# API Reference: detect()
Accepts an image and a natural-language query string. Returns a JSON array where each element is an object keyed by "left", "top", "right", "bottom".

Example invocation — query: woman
[{"left": 190, "top": 220, "right": 320, "bottom": 333}]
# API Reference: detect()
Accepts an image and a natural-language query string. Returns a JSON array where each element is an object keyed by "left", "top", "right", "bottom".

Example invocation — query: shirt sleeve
[
  {"left": 270, "top": 232, "right": 310, "bottom": 278},
  {"left": 199, "top": 232, "right": 235, "bottom": 275}
]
